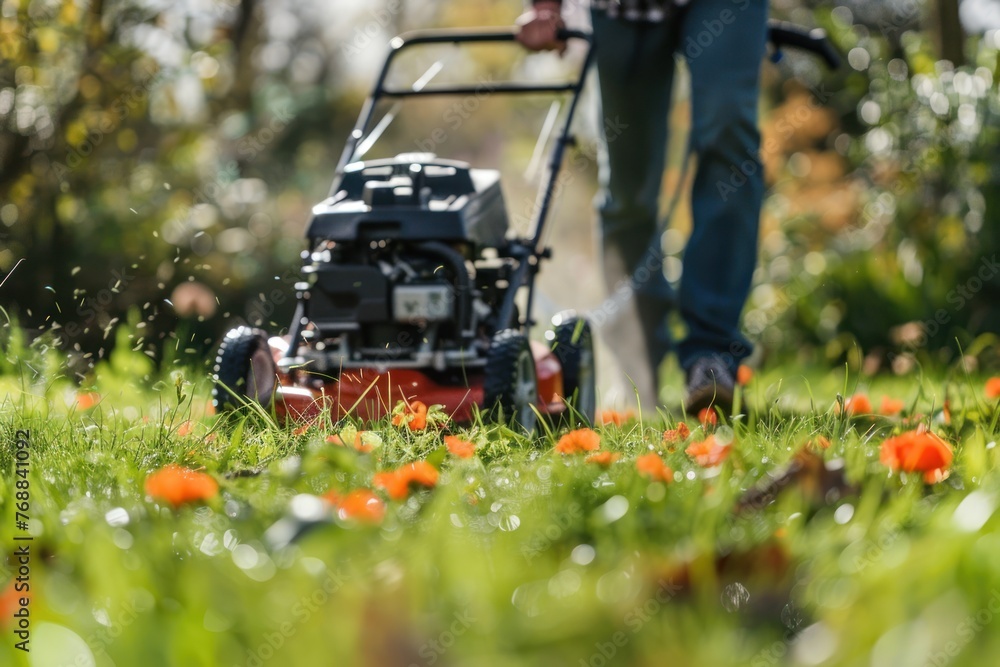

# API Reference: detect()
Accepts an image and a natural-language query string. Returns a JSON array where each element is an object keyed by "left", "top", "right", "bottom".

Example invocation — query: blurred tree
[
  {"left": 754, "top": 3, "right": 1000, "bottom": 370},
  {"left": 933, "top": 0, "right": 966, "bottom": 66},
  {"left": 0, "top": 0, "right": 377, "bottom": 371}
]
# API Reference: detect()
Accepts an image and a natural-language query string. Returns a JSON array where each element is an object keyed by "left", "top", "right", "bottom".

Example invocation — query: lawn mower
[
  {"left": 213, "top": 28, "right": 598, "bottom": 432},
  {"left": 211, "top": 23, "right": 839, "bottom": 431}
]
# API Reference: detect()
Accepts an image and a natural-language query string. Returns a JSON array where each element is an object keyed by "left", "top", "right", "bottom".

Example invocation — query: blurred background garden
[
  {"left": 5, "top": 3, "right": 1000, "bottom": 667},
  {"left": 2, "top": 0, "right": 999, "bottom": 399}
]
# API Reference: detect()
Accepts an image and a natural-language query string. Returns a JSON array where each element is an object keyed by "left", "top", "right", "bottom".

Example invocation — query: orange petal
[
  {"left": 585, "top": 451, "right": 620, "bottom": 467},
  {"left": 600, "top": 410, "right": 635, "bottom": 426},
  {"left": 76, "top": 391, "right": 101, "bottom": 410},
  {"left": 879, "top": 396, "right": 905, "bottom": 417},
  {"left": 444, "top": 435, "right": 476, "bottom": 459},
  {"left": 635, "top": 452, "right": 673, "bottom": 483},
  {"left": 555, "top": 428, "right": 601, "bottom": 454},
  {"left": 985, "top": 377, "right": 1000, "bottom": 399},
  {"left": 144, "top": 464, "right": 218, "bottom": 507},
  {"left": 843, "top": 394, "right": 873, "bottom": 415},
  {"left": 685, "top": 435, "right": 732, "bottom": 467},
  {"left": 663, "top": 422, "right": 691, "bottom": 444},
  {"left": 373, "top": 471, "right": 409, "bottom": 501},
  {"left": 337, "top": 489, "right": 385, "bottom": 524}
]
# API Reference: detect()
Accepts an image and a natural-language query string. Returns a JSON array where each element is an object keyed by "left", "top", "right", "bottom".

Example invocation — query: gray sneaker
[{"left": 684, "top": 356, "right": 735, "bottom": 416}]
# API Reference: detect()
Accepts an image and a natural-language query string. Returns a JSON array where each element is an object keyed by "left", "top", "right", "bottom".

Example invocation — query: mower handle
[
  {"left": 377, "top": 29, "right": 592, "bottom": 97},
  {"left": 767, "top": 21, "right": 841, "bottom": 70},
  {"left": 335, "top": 27, "right": 594, "bottom": 179}
]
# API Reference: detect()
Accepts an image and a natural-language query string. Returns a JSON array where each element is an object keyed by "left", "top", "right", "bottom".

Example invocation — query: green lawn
[{"left": 4, "top": 331, "right": 1000, "bottom": 667}]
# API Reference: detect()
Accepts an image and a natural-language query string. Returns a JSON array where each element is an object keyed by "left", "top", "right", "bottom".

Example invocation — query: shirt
[
  {"left": 532, "top": 0, "right": 688, "bottom": 24},
  {"left": 590, "top": 0, "right": 685, "bottom": 22}
]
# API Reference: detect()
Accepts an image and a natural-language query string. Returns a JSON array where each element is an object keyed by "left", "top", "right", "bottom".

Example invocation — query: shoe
[{"left": 684, "top": 356, "right": 735, "bottom": 416}]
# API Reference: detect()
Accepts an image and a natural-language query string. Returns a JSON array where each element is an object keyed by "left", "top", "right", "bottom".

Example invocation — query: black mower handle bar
[
  {"left": 376, "top": 28, "right": 593, "bottom": 98},
  {"left": 767, "top": 21, "right": 841, "bottom": 70}
]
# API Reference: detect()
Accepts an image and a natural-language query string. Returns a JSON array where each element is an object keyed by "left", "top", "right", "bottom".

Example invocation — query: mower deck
[{"left": 269, "top": 338, "right": 565, "bottom": 423}]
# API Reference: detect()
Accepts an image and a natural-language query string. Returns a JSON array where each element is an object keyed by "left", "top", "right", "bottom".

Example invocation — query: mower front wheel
[
  {"left": 483, "top": 330, "right": 538, "bottom": 433},
  {"left": 212, "top": 327, "right": 277, "bottom": 412},
  {"left": 548, "top": 311, "right": 597, "bottom": 425}
]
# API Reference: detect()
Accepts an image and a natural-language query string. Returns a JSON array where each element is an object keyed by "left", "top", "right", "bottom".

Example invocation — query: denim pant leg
[
  {"left": 676, "top": 0, "right": 768, "bottom": 374},
  {"left": 591, "top": 12, "right": 678, "bottom": 394}
]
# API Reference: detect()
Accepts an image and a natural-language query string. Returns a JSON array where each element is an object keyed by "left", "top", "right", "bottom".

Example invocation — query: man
[{"left": 517, "top": 0, "right": 766, "bottom": 414}]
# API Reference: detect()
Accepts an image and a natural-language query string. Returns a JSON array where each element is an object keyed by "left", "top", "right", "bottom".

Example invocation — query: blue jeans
[{"left": 591, "top": 0, "right": 767, "bottom": 390}]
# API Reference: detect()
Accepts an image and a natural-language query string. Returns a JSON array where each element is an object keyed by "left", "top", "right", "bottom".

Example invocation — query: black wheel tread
[
  {"left": 212, "top": 326, "right": 274, "bottom": 412},
  {"left": 483, "top": 329, "right": 536, "bottom": 430},
  {"left": 549, "top": 313, "right": 596, "bottom": 424}
]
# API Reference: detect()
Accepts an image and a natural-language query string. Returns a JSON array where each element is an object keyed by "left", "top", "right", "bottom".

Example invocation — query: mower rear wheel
[
  {"left": 483, "top": 330, "right": 538, "bottom": 433},
  {"left": 548, "top": 311, "right": 596, "bottom": 425},
  {"left": 212, "top": 327, "right": 277, "bottom": 412}
]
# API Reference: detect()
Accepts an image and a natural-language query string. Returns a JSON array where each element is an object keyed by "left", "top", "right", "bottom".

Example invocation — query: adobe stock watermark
[
  {"left": 340, "top": 0, "right": 403, "bottom": 60},
  {"left": 413, "top": 76, "right": 498, "bottom": 154},
  {"left": 237, "top": 106, "right": 295, "bottom": 161},
  {"left": 682, "top": 0, "right": 757, "bottom": 62},
  {"left": 408, "top": 609, "right": 476, "bottom": 667},
  {"left": 579, "top": 578, "right": 682, "bottom": 667},
  {"left": 896, "top": 254, "right": 1000, "bottom": 351},
  {"left": 716, "top": 81, "right": 834, "bottom": 202},
  {"left": 51, "top": 63, "right": 165, "bottom": 181},
  {"left": 161, "top": 104, "right": 291, "bottom": 248},
  {"left": 241, "top": 567, "right": 349, "bottom": 667},
  {"left": 926, "top": 589, "right": 1000, "bottom": 667},
  {"left": 521, "top": 502, "right": 583, "bottom": 562},
  {"left": 510, "top": 114, "right": 630, "bottom": 230},
  {"left": 57, "top": 597, "right": 147, "bottom": 667}
]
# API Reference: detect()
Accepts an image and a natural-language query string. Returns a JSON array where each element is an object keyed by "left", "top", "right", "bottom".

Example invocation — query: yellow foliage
[
  {"left": 117, "top": 128, "right": 137, "bottom": 152},
  {"left": 66, "top": 119, "right": 89, "bottom": 147},
  {"left": 59, "top": 0, "right": 80, "bottom": 24},
  {"left": 10, "top": 175, "right": 36, "bottom": 205},
  {"left": 35, "top": 26, "right": 59, "bottom": 53},
  {"left": 56, "top": 195, "right": 80, "bottom": 223}
]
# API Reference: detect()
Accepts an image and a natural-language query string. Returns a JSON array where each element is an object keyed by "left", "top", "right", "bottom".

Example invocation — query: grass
[{"left": 4, "top": 329, "right": 1000, "bottom": 666}]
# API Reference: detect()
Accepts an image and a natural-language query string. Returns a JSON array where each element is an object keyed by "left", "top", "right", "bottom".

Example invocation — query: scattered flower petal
[
  {"left": 663, "top": 423, "right": 691, "bottom": 444},
  {"left": 808, "top": 435, "right": 832, "bottom": 450},
  {"left": 880, "top": 429, "right": 953, "bottom": 484},
  {"left": 337, "top": 490, "right": 385, "bottom": 524},
  {"left": 374, "top": 461, "right": 440, "bottom": 500},
  {"left": 76, "top": 391, "right": 101, "bottom": 410},
  {"left": 879, "top": 396, "right": 905, "bottom": 417},
  {"left": 635, "top": 453, "right": 673, "bottom": 483},
  {"left": 685, "top": 435, "right": 732, "bottom": 468},
  {"left": 843, "top": 394, "right": 873, "bottom": 415},
  {"left": 327, "top": 427, "right": 378, "bottom": 453},
  {"left": 986, "top": 378, "right": 1000, "bottom": 399},
  {"left": 555, "top": 428, "right": 601, "bottom": 454},
  {"left": 392, "top": 400, "right": 428, "bottom": 431},
  {"left": 586, "top": 451, "right": 621, "bottom": 467},
  {"left": 144, "top": 464, "right": 219, "bottom": 507},
  {"left": 444, "top": 435, "right": 476, "bottom": 459},
  {"left": 600, "top": 409, "right": 635, "bottom": 426}
]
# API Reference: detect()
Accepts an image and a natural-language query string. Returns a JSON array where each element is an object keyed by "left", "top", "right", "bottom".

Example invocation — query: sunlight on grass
[{"left": 4, "top": 329, "right": 1000, "bottom": 666}]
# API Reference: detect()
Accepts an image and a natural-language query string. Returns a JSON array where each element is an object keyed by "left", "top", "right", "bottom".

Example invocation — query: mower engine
[{"left": 292, "top": 153, "right": 513, "bottom": 374}]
